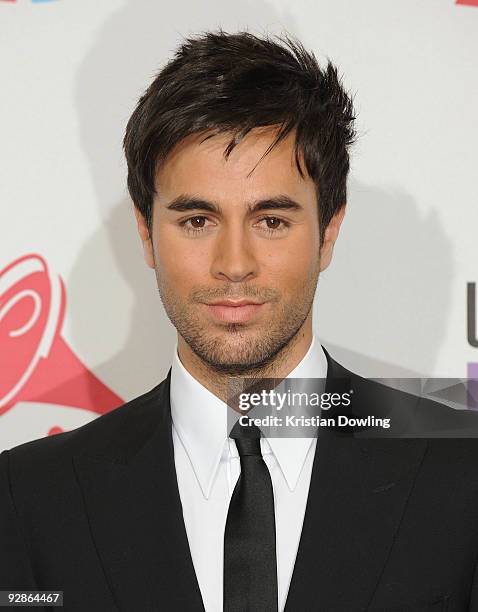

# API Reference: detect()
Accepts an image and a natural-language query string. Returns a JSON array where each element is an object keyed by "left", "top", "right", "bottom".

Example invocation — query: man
[{"left": 2, "top": 30, "right": 478, "bottom": 612}]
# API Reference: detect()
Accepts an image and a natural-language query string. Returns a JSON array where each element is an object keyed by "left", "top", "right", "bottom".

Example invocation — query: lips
[
  {"left": 207, "top": 299, "right": 264, "bottom": 307},
  {"left": 205, "top": 300, "right": 265, "bottom": 323}
]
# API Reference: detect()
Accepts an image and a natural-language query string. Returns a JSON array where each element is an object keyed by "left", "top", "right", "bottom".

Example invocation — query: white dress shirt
[{"left": 170, "top": 335, "right": 328, "bottom": 612}]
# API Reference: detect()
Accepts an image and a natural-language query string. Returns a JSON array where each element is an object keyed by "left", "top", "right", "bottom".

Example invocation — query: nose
[{"left": 210, "top": 223, "right": 259, "bottom": 283}]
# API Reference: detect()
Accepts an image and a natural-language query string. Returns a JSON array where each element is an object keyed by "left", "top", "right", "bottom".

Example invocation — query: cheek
[
  {"left": 155, "top": 231, "right": 210, "bottom": 287},
  {"left": 263, "top": 233, "right": 318, "bottom": 286}
]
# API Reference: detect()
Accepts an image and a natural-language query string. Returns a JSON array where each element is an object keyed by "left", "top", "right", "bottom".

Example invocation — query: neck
[{"left": 176, "top": 320, "right": 313, "bottom": 403}]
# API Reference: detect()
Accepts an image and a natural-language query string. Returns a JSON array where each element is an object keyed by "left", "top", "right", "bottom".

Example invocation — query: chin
[
  {"left": 198, "top": 333, "right": 273, "bottom": 367},
  {"left": 212, "top": 324, "right": 262, "bottom": 339}
]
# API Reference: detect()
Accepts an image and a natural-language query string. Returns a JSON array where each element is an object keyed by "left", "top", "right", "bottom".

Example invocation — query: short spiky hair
[{"left": 123, "top": 30, "right": 356, "bottom": 243}]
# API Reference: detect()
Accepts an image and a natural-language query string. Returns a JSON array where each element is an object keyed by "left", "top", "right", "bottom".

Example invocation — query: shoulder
[
  {"left": 1, "top": 374, "right": 170, "bottom": 478},
  {"left": 326, "top": 349, "right": 478, "bottom": 462}
]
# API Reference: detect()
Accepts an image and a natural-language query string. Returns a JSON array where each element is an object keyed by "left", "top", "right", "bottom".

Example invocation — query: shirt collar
[{"left": 170, "top": 334, "right": 328, "bottom": 498}]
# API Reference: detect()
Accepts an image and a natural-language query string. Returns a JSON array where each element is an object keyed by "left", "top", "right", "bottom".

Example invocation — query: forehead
[{"left": 154, "top": 127, "right": 316, "bottom": 204}]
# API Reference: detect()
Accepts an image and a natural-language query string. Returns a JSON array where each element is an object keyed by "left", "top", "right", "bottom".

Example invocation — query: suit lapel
[
  {"left": 284, "top": 347, "right": 428, "bottom": 610},
  {"left": 73, "top": 370, "right": 205, "bottom": 612}
]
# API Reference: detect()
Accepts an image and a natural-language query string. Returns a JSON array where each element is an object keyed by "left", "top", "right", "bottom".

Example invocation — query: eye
[
  {"left": 179, "top": 216, "right": 212, "bottom": 235},
  {"left": 257, "top": 216, "right": 290, "bottom": 235}
]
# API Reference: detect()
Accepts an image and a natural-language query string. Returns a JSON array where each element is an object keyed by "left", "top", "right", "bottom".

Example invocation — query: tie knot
[{"left": 229, "top": 419, "right": 262, "bottom": 457}]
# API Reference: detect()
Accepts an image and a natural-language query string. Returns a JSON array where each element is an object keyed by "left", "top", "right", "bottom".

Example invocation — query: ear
[
  {"left": 319, "top": 204, "right": 346, "bottom": 272},
  {"left": 133, "top": 206, "right": 155, "bottom": 269}
]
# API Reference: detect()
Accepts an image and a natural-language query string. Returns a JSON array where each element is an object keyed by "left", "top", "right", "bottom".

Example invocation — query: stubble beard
[{"left": 154, "top": 263, "right": 320, "bottom": 378}]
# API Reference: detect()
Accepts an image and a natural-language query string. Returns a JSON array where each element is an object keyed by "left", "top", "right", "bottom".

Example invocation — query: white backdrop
[{"left": 1, "top": 0, "right": 477, "bottom": 450}]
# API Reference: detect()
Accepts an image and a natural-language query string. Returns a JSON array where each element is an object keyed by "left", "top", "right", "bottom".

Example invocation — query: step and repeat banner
[{"left": 1, "top": 0, "right": 477, "bottom": 451}]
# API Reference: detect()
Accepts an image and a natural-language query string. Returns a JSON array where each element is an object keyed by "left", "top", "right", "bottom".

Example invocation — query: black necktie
[{"left": 223, "top": 420, "right": 278, "bottom": 612}]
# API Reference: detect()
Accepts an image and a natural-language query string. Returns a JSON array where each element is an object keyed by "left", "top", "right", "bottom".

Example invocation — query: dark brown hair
[{"left": 123, "top": 30, "right": 357, "bottom": 243}]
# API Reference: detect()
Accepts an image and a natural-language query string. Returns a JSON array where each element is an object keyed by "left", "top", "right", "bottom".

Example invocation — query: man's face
[{"left": 135, "top": 127, "right": 342, "bottom": 374}]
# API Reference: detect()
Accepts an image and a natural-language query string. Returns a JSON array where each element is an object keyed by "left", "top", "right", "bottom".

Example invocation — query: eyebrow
[{"left": 165, "top": 195, "right": 304, "bottom": 215}]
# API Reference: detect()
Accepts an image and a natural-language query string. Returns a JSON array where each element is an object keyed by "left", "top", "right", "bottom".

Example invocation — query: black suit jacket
[{"left": 2, "top": 346, "right": 478, "bottom": 611}]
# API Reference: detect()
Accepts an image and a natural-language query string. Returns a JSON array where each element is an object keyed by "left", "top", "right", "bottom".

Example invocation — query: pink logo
[
  {"left": 0, "top": 254, "right": 123, "bottom": 441},
  {"left": 456, "top": 0, "right": 478, "bottom": 6}
]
